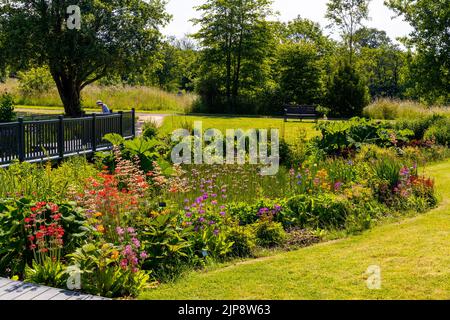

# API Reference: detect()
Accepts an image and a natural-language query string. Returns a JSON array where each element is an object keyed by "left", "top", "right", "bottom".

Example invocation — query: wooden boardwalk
[{"left": 0, "top": 277, "right": 110, "bottom": 300}]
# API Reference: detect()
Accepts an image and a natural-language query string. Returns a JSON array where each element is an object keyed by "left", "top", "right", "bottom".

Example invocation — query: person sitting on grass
[{"left": 97, "top": 100, "right": 111, "bottom": 114}]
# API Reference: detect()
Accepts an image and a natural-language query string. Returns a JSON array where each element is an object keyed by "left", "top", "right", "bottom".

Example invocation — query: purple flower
[
  {"left": 334, "top": 182, "right": 343, "bottom": 191},
  {"left": 213, "top": 229, "right": 219, "bottom": 236},
  {"left": 211, "top": 200, "right": 218, "bottom": 205},
  {"left": 198, "top": 217, "right": 205, "bottom": 223},
  {"left": 209, "top": 220, "right": 216, "bottom": 225},
  {"left": 132, "top": 237, "right": 141, "bottom": 248},
  {"left": 140, "top": 251, "right": 148, "bottom": 260},
  {"left": 116, "top": 227, "right": 125, "bottom": 236},
  {"left": 220, "top": 211, "right": 226, "bottom": 216},
  {"left": 211, "top": 193, "right": 217, "bottom": 198},
  {"left": 185, "top": 212, "right": 192, "bottom": 218}
]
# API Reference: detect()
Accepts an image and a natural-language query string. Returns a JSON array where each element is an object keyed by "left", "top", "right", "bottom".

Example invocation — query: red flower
[{"left": 35, "top": 231, "right": 45, "bottom": 239}]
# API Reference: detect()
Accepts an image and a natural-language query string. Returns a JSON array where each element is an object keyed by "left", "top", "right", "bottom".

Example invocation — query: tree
[
  {"left": 326, "top": 62, "right": 370, "bottom": 117},
  {"left": 354, "top": 27, "right": 392, "bottom": 49},
  {"left": 385, "top": 0, "right": 449, "bottom": 104},
  {"left": 276, "top": 42, "right": 324, "bottom": 105},
  {"left": 0, "top": 1, "right": 170, "bottom": 116},
  {"left": 192, "top": 0, "right": 275, "bottom": 113},
  {"left": 325, "top": 0, "right": 371, "bottom": 64}
]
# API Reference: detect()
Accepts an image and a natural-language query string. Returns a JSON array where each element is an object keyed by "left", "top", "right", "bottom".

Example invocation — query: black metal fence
[{"left": 0, "top": 110, "right": 135, "bottom": 166}]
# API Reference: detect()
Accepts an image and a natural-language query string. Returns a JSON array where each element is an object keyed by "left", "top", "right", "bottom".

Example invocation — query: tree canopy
[{"left": 0, "top": 0, "right": 170, "bottom": 116}]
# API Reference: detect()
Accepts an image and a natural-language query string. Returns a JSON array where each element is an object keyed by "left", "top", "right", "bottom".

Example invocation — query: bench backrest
[{"left": 284, "top": 105, "right": 318, "bottom": 115}]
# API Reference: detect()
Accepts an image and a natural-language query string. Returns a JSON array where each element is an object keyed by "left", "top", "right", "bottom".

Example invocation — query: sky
[{"left": 162, "top": 0, "right": 413, "bottom": 43}]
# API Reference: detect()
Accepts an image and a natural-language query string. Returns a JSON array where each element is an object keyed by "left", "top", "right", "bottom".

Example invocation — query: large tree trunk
[{"left": 51, "top": 71, "right": 83, "bottom": 117}]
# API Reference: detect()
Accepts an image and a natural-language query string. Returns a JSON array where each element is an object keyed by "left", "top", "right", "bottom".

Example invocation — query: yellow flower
[
  {"left": 97, "top": 225, "right": 105, "bottom": 233},
  {"left": 94, "top": 212, "right": 103, "bottom": 217},
  {"left": 111, "top": 250, "right": 120, "bottom": 260}
]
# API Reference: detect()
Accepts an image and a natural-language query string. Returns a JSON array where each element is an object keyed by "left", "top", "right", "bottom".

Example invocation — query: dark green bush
[
  {"left": 325, "top": 63, "right": 370, "bottom": 118},
  {"left": 142, "top": 120, "right": 159, "bottom": 139},
  {"left": 253, "top": 220, "right": 286, "bottom": 248},
  {"left": 0, "top": 92, "right": 15, "bottom": 123}
]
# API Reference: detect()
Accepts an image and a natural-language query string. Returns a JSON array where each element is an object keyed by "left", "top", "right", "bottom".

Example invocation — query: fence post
[
  {"left": 57, "top": 116, "right": 64, "bottom": 160},
  {"left": 119, "top": 111, "right": 124, "bottom": 136},
  {"left": 17, "top": 117, "right": 25, "bottom": 162},
  {"left": 92, "top": 113, "right": 97, "bottom": 153},
  {"left": 131, "top": 108, "right": 136, "bottom": 137}
]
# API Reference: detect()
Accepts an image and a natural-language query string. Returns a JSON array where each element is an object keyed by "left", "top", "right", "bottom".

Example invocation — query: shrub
[
  {"left": 314, "top": 117, "right": 414, "bottom": 155},
  {"left": 138, "top": 213, "right": 194, "bottom": 282},
  {"left": 423, "top": 118, "right": 450, "bottom": 146},
  {"left": 395, "top": 114, "right": 446, "bottom": 140},
  {"left": 325, "top": 63, "right": 370, "bottom": 118},
  {"left": 225, "top": 226, "right": 256, "bottom": 258},
  {"left": 142, "top": 120, "right": 159, "bottom": 139},
  {"left": 0, "top": 92, "right": 15, "bottom": 122},
  {"left": 17, "top": 67, "right": 54, "bottom": 96},
  {"left": 253, "top": 220, "right": 286, "bottom": 248},
  {"left": 68, "top": 243, "right": 150, "bottom": 298},
  {"left": 285, "top": 194, "right": 351, "bottom": 230},
  {"left": 228, "top": 199, "right": 285, "bottom": 226}
]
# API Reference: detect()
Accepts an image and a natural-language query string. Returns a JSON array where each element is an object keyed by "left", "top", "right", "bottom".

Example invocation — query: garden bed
[{"left": 0, "top": 117, "right": 448, "bottom": 298}]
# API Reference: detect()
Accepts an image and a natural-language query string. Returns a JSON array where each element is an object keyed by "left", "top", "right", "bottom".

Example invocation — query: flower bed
[{"left": 0, "top": 118, "right": 446, "bottom": 298}]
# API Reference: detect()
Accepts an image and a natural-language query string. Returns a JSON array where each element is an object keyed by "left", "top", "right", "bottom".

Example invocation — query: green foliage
[
  {"left": 0, "top": 92, "right": 15, "bottom": 122},
  {"left": 142, "top": 120, "right": 159, "bottom": 140},
  {"left": 253, "top": 220, "right": 286, "bottom": 248},
  {"left": 0, "top": 159, "right": 98, "bottom": 201},
  {"left": 314, "top": 117, "right": 413, "bottom": 154},
  {"left": 276, "top": 42, "right": 324, "bottom": 105},
  {"left": 386, "top": 0, "right": 449, "bottom": 105},
  {"left": 139, "top": 213, "right": 193, "bottom": 282},
  {"left": 424, "top": 118, "right": 450, "bottom": 146},
  {"left": 68, "top": 243, "right": 150, "bottom": 298},
  {"left": 395, "top": 114, "right": 446, "bottom": 140},
  {"left": 325, "top": 63, "right": 370, "bottom": 117},
  {"left": 24, "top": 258, "right": 67, "bottom": 288},
  {"left": 225, "top": 226, "right": 256, "bottom": 258},
  {"left": 0, "top": 198, "right": 88, "bottom": 278},
  {"left": 0, "top": 0, "right": 170, "bottom": 115},
  {"left": 192, "top": 0, "right": 276, "bottom": 114},
  {"left": 326, "top": 0, "right": 370, "bottom": 63},
  {"left": 285, "top": 194, "right": 351, "bottom": 229},
  {"left": 17, "top": 67, "right": 53, "bottom": 96}
]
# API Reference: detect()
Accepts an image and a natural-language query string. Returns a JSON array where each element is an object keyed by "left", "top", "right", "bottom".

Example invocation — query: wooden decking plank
[
  {"left": 30, "top": 288, "right": 64, "bottom": 300},
  {"left": 49, "top": 290, "right": 82, "bottom": 300},
  {"left": 13, "top": 285, "right": 54, "bottom": 300},
  {"left": 0, "top": 277, "right": 109, "bottom": 300},
  {"left": 0, "top": 282, "right": 38, "bottom": 300},
  {"left": 0, "top": 278, "right": 13, "bottom": 289}
]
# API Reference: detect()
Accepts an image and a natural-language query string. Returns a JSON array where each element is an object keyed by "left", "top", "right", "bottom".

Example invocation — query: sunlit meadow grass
[
  {"left": 0, "top": 78, "right": 196, "bottom": 113},
  {"left": 363, "top": 98, "right": 450, "bottom": 120}
]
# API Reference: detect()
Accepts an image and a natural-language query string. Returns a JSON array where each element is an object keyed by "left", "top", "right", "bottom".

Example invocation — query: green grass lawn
[
  {"left": 160, "top": 114, "right": 320, "bottom": 143},
  {"left": 140, "top": 160, "right": 450, "bottom": 300}
]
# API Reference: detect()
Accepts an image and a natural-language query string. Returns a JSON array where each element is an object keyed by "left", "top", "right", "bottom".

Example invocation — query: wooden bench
[{"left": 283, "top": 105, "right": 321, "bottom": 122}]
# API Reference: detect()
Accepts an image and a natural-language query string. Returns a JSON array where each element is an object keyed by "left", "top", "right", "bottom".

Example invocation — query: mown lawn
[
  {"left": 160, "top": 114, "right": 321, "bottom": 143},
  {"left": 140, "top": 160, "right": 450, "bottom": 300}
]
